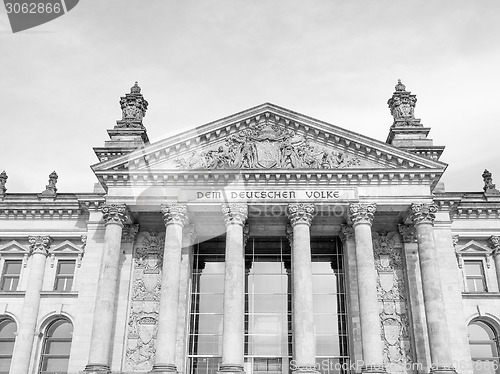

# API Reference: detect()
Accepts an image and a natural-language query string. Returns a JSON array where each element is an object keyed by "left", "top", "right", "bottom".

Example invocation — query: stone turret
[
  {"left": 93, "top": 82, "right": 150, "bottom": 162},
  {"left": 385, "top": 80, "right": 445, "bottom": 161}
]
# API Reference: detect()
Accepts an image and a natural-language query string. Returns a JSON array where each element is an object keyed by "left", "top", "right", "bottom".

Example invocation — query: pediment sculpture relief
[{"left": 175, "top": 120, "right": 360, "bottom": 170}]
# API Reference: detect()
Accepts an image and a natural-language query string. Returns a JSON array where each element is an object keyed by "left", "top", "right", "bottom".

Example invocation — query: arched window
[
  {"left": 39, "top": 319, "right": 73, "bottom": 374},
  {"left": 0, "top": 318, "right": 16, "bottom": 374},
  {"left": 468, "top": 320, "right": 500, "bottom": 374}
]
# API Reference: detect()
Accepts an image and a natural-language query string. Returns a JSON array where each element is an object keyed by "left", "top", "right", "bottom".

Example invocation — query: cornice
[
  {"left": 0, "top": 193, "right": 105, "bottom": 219},
  {"left": 434, "top": 193, "right": 500, "bottom": 219},
  {"left": 94, "top": 168, "right": 444, "bottom": 190}
]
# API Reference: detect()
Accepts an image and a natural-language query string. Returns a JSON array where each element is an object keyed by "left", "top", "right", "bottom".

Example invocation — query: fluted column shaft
[
  {"left": 219, "top": 203, "right": 248, "bottom": 374},
  {"left": 85, "top": 204, "right": 130, "bottom": 374},
  {"left": 348, "top": 203, "right": 385, "bottom": 373},
  {"left": 490, "top": 236, "right": 500, "bottom": 291},
  {"left": 152, "top": 204, "right": 189, "bottom": 374},
  {"left": 410, "top": 204, "right": 456, "bottom": 374},
  {"left": 10, "top": 236, "right": 51, "bottom": 374},
  {"left": 287, "top": 203, "right": 317, "bottom": 374}
]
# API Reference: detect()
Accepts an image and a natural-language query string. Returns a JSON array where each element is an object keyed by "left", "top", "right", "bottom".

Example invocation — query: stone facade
[{"left": 1, "top": 82, "right": 500, "bottom": 374}]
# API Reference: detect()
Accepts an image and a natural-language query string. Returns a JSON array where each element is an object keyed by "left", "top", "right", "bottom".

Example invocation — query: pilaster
[{"left": 398, "top": 224, "right": 431, "bottom": 374}]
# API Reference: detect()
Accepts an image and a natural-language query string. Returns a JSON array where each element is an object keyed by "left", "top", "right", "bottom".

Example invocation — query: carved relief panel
[
  {"left": 173, "top": 116, "right": 364, "bottom": 170},
  {"left": 373, "top": 231, "right": 414, "bottom": 373},
  {"left": 125, "top": 231, "right": 164, "bottom": 371}
]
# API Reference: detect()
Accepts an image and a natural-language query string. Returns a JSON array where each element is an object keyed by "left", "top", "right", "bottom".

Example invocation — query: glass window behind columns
[
  {"left": 189, "top": 236, "right": 225, "bottom": 374},
  {"left": 312, "top": 237, "right": 349, "bottom": 374},
  {"left": 245, "top": 237, "right": 292, "bottom": 357},
  {"left": 245, "top": 237, "right": 292, "bottom": 374}
]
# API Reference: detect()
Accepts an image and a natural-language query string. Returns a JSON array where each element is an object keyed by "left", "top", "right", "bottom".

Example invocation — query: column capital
[
  {"left": 339, "top": 224, "right": 355, "bottom": 243},
  {"left": 221, "top": 203, "right": 248, "bottom": 227},
  {"left": 348, "top": 203, "right": 376, "bottom": 226},
  {"left": 398, "top": 224, "right": 417, "bottom": 243},
  {"left": 490, "top": 235, "right": 500, "bottom": 255},
  {"left": 28, "top": 236, "right": 51, "bottom": 256},
  {"left": 161, "top": 204, "right": 189, "bottom": 227},
  {"left": 287, "top": 203, "right": 315, "bottom": 227},
  {"left": 101, "top": 204, "right": 131, "bottom": 227},
  {"left": 409, "top": 203, "right": 437, "bottom": 226}
]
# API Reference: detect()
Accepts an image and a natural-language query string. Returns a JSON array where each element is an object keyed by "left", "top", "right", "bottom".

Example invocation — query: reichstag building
[{"left": 1, "top": 81, "right": 499, "bottom": 374}]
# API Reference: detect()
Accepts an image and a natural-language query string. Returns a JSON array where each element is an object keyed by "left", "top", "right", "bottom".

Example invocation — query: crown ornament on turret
[
  {"left": 116, "top": 81, "right": 149, "bottom": 129},
  {"left": 387, "top": 79, "right": 421, "bottom": 127},
  {"left": 482, "top": 169, "right": 500, "bottom": 195}
]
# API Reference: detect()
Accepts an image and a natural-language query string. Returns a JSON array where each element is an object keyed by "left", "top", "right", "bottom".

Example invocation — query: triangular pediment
[
  {"left": 456, "top": 240, "right": 493, "bottom": 255},
  {"left": 0, "top": 240, "right": 29, "bottom": 256},
  {"left": 49, "top": 240, "right": 84, "bottom": 255},
  {"left": 92, "top": 103, "right": 446, "bottom": 187}
]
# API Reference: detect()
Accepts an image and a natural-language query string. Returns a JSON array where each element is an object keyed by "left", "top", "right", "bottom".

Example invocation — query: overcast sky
[{"left": 0, "top": 1, "right": 499, "bottom": 193}]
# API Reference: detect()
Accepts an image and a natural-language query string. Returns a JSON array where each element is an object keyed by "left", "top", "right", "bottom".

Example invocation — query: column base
[
  {"left": 150, "top": 363, "right": 178, "bottom": 374},
  {"left": 361, "top": 364, "right": 386, "bottom": 374},
  {"left": 218, "top": 363, "right": 245, "bottom": 374},
  {"left": 430, "top": 366, "right": 458, "bottom": 374},
  {"left": 82, "top": 363, "right": 111, "bottom": 374},
  {"left": 291, "top": 365, "right": 320, "bottom": 374}
]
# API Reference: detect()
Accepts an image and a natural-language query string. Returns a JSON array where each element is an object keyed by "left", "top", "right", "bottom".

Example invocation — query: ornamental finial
[
  {"left": 0, "top": 171, "right": 7, "bottom": 195},
  {"left": 395, "top": 79, "right": 406, "bottom": 92},
  {"left": 41, "top": 171, "right": 58, "bottom": 196},
  {"left": 483, "top": 169, "right": 499, "bottom": 194},
  {"left": 130, "top": 81, "right": 141, "bottom": 94},
  {"left": 387, "top": 80, "right": 420, "bottom": 127}
]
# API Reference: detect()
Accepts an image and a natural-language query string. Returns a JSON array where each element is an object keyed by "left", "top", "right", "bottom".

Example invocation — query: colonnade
[{"left": 82, "top": 202, "right": 457, "bottom": 374}]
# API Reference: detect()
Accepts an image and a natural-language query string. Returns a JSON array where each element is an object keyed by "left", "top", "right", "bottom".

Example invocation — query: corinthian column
[
  {"left": 490, "top": 236, "right": 500, "bottom": 291},
  {"left": 85, "top": 204, "right": 130, "bottom": 374},
  {"left": 348, "top": 203, "right": 385, "bottom": 374},
  {"left": 287, "top": 203, "right": 318, "bottom": 374},
  {"left": 410, "top": 204, "right": 456, "bottom": 374},
  {"left": 219, "top": 203, "right": 248, "bottom": 374},
  {"left": 151, "top": 204, "right": 189, "bottom": 374},
  {"left": 10, "top": 236, "right": 51, "bottom": 374}
]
